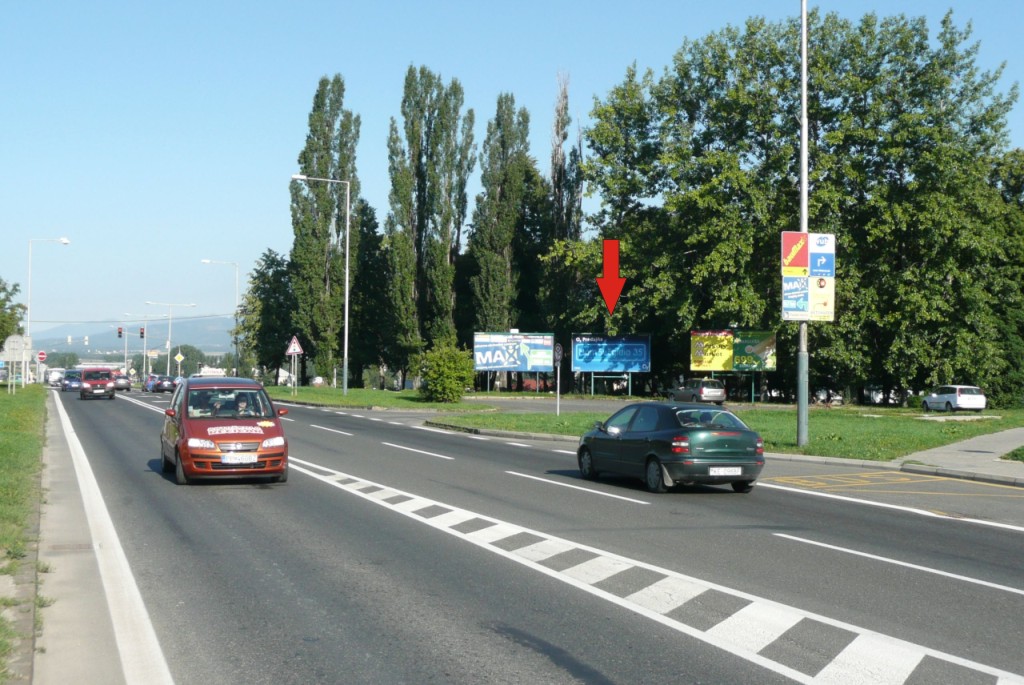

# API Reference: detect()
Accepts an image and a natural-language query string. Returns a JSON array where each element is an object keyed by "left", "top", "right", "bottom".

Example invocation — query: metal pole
[
  {"left": 343, "top": 180, "right": 351, "bottom": 396},
  {"left": 166, "top": 306, "right": 173, "bottom": 376},
  {"left": 797, "top": 0, "right": 810, "bottom": 446}
]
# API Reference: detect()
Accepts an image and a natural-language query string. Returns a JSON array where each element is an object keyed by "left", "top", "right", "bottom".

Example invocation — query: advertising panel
[
  {"left": 782, "top": 231, "right": 836, "bottom": 322},
  {"left": 473, "top": 332, "right": 554, "bottom": 372},
  {"left": 571, "top": 334, "right": 651, "bottom": 372},
  {"left": 690, "top": 330, "right": 734, "bottom": 371},
  {"left": 732, "top": 331, "right": 777, "bottom": 371}
]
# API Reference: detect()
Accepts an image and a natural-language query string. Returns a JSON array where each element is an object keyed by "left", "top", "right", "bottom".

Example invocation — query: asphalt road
[{"left": 43, "top": 391, "right": 1024, "bottom": 684}]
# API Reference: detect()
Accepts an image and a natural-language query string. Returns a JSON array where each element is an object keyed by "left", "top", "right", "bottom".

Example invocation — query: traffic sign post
[
  {"left": 285, "top": 336, "right": 303, "bottom": 396},
  {"left": 554, "top": 343, "right": 563, "bottom": 416}
]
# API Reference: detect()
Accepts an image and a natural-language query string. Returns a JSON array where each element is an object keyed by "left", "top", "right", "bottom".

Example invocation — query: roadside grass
[
  {"left": 1005, "top": 447, "right": 1024, "bottom": 462},
  {"left": 265, "top": 386, "right": 495, "bottom": 412},
  {"left": 428, "top": 404, "right": 1024, "bottom": 462},
  {"left": 0, "top": 384, "right": 46, "bottom": 680}
]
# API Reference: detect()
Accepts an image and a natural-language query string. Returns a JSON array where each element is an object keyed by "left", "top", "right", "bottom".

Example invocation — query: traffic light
[
  {"left": 84, "top": 336, "right": 89, "bottom": 345},
  {"left": 117, "top": 327, "right": 123, "bottom": 338},
  {"left": 140, "top": 327, "right": 145, "bottom": 339}
]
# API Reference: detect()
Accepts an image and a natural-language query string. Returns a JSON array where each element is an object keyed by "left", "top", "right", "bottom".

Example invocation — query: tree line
[{"left": 230, "top": 10, "right": 1024, "bottom": 405}]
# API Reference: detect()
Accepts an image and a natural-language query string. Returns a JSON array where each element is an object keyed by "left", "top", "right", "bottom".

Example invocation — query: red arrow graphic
[{"left": 596, "top": 239, "right": 626, "bottom": 315}]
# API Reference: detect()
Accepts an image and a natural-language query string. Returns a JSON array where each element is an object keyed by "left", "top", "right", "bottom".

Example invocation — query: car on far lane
[
  {"left": 113, "top": 374, "right": 132, "bottom": 392},
  {"left": 665, "top": 378, "right": 727, "bottom": 405},
  {"left": 61, "top": 370, "right": 82, "bottom": 392},
  {"left": 921, "top": 385, "right": 986, "bottom": 413},
  {"left": 146, "top": 375, "right": 175, "bottom": 393},
  {"left": 578, "top": 401, "right": 764, "bottom": 493},
  {"left": 79, "top": 368, "right": 116, "bottom": 400},
  {"left": 160, "top": 376, "right": 289, "bottom": 485}
]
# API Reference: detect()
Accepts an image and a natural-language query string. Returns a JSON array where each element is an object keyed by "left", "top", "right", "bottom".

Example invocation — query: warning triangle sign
[{"left": 285, "top": 336, "right": 304, "bottom": 356}]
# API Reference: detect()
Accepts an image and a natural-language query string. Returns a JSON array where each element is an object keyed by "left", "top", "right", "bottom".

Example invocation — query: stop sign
[{"left": 37, "top": 351, "right": 47, "bottom": 363}]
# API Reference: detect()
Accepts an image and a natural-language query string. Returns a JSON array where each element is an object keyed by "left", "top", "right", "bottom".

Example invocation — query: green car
[{"left": 577, "top": 402, "right": 764, "bottom": 493}]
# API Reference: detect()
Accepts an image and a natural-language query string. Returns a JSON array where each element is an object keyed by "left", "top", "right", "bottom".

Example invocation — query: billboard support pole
[{"left": 797, "top": 0, "right": 810, "bottom": 446}]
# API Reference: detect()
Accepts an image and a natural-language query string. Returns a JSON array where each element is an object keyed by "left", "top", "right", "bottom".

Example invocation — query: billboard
[
  {"left": 690, "top": 330, "right": 777, "bottom": 371},
  {"left": 473, "top": 333, "right": 554, "bottom": 372},
  {"left": 690, "top": 330, "right": 734, "bottom": 371},
  {"left": 732, "top": 331, "right": 777, "bottom": 371},
  {"left": 571, "top": 334, "right": 651, "bottom": 372}
]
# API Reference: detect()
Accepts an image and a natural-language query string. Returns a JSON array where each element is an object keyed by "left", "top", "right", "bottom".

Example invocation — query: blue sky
[{"left": 3, "top": 1, "right": 1023, "bottom": 342}]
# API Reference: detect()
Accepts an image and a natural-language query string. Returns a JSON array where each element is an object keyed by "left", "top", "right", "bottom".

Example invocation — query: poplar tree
[
  {"left": 469, "top": 93, "right": 531, "bottom": 332},
  {"left": 237, "top": 249, "right": 295, "bottom": 383},
  {"left": 289, "top": 74, "right": 361, "bottom": 381},
  {"left": 386, "top": 66, "right": 475, "bottom": 350}
]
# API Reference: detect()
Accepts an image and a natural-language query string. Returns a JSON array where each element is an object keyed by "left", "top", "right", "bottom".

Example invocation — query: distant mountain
[{"left": 31, "top": 315, "right": 235, "bottom": 356}]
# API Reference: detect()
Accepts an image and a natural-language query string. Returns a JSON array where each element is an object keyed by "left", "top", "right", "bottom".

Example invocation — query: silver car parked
[{"left": 666, "top": 378, "right": 726, "bottom": 405}]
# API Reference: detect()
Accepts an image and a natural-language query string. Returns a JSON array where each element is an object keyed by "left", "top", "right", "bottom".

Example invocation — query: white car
[{"left": 921, "top": 385, "right": 986, "bottom": 412}]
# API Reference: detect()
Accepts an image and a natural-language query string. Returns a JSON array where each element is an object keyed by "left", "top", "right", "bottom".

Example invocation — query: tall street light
[
  {"left": 26, "top": 236, "right": 70, "bottom": 386},
  {"left": 292, "top": 173, "right": 352, "bottom": 395},
  {"left": 145, "top": 301, "right": 196, "bottom": 375},
  {"left": 201, "top": 259, "right": 240, "bottom": 375}
]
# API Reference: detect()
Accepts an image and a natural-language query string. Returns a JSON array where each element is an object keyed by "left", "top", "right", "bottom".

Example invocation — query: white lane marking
[
  {"left": 468, "top": 435, "right": 491, "bottom": 441},
  {"left": 553, "top": 449, "right": 576, "bottom": 455},
  {"left": 281, "top": 416, "right": 296, "bottom": 422},
  {"left": 387, "top": 421, "right": 403, "bottom": 426},
  {"left": 776, "top": 533, "right": 1024, "bottom": 596},
  {"left": 413, "top": 425, "right": 452, "bottom": 435},
  {"left": 52, "top": 394, "right": 174, "bottom": 684},
  {"left": 285, "top": 457, "right": 1023, "bottom": 684},
  {"left": 505, "top": 442, "right": 531, "bottom": 448},
  {"left": 312, "top": 424, "right": 353, "bottom": 436},
  {"left": 816, "top": 633, "right": 924, "bottom": 684},
  {"left": 506, "top": 471, "right": 650, "bottom": 504},
  {"left": 369, "top": 418, "right": 383, "bottom": 422},
  {"left": 704, "top": 601, "right": 804, "bottom": 654},
  {"left": 381, "top": 442, "right": 454, "bottom": 461},
  {"left": 335, "top": 411, "right": 349, "bottom": 415},
  {"left": 351, "top": 414, "right": 364, "bottom": 418},
  {"left": 761, "top": 483, "right": 1024, "bottom": 534},
  {"left": 115, "top": 394, "right": 166, "bottom": 414}
]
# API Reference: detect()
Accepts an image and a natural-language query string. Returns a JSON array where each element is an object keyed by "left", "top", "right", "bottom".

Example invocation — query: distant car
[
  {"left": 61, "top": 370, "right": 83, "bottom": 392},
  {"left": 113, "top": 374, "right": 132, "bottom": 392},
  {"left": 159, "top": 376, "right": 289, "bottom": 485},
  {"left": 146, "top": 375, "right": 175, "bottom": 393},
  {"left": 666, "top": 378, "right": 727, "bottom": 405},
  {"left": 578, "top": 402, "right": 764, "bottom": 493},
  {"left": 80, "top": 368, "right": 115, "bottom": 400},
  {"left": 921, "top": 385, "right": 986, "bottom": 413}
]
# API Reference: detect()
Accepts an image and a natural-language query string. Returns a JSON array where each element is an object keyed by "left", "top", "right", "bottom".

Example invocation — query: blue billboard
[
  {"left": 571, "top": 334, "right": 651, "bottom": 372},
  {"left": 473, "top": 333, "right": 554, "bottom": 372}
]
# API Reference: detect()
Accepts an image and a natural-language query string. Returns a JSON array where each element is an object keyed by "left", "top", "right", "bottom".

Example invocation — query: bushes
[{"left": 417, "top": 343, "right": 474, "bottom": 403}]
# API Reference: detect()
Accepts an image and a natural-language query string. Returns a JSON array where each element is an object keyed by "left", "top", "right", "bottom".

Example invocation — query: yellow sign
[{"left": 690, "top": 331, "right": 734, "bottom": 371}]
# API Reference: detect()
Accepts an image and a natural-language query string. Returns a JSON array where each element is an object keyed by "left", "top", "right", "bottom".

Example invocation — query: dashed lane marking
[{"left": 288, "top": 456, "right": 1024, "bottom": 685}]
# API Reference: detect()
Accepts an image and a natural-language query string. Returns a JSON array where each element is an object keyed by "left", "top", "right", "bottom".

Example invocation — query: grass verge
[
  {"left": 428, "top": 404, "right": 1024, "bottom": 462},
  {"left": 265, "top": 386, "right": 495, "bottom": 412},
  {"left": 0, "top": 384, "right": 46, "bottom": 681}
]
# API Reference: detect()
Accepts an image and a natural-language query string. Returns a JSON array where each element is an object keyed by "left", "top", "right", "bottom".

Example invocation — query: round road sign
[{"left": 37, "top": 351, "right": 47, "bottom": 363}]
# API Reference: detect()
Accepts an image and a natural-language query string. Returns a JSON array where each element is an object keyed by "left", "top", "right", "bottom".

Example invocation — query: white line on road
[
  {"left": 775, "top": 533, "right": 1024, "bottom": 596},
  {"left": 505, "top": 442, "right": 531, "bottom": 448},
  {"left": 506, "top": 471, "right": 649, "bottom": 504},
  {"left": 52, "top": 394, "right": 174, "bottom": 684},
  {"left": 311, "top": 424, "right": 353, "bottom": 436},
  {"left": 760, "top": 483, "right": 1024, "bottom": 533},
  {"left": 553, "top": 449, "right": 576, "bottom": 455},
  {"left": 413, "top": 425, "right": 452, "bottom": 435},
  {"left": 382, "top": 442, "right": 454, "bottom": 460}
]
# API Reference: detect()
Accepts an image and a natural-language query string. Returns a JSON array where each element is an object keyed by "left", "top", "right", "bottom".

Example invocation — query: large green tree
[
  {"left": 0, "top": 278, "right": 24, "bottom": 343},
  {"left": 237, "top": 249, "right": 295, "bottom": 383},
  {"left": 289, "top": 74, "right": 361, "bottom": 381},
  {"left": 386, "top": 66, "right": 475, "bottom": 349},
  {"left": 578, "top": 10, "right": 1022, "bottom": 400},
  {"left": 468, "top": 93, "right": 532, "bottom": 333}
]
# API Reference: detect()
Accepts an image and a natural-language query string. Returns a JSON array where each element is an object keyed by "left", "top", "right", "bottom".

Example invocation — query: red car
[
  {"left": 80, "top": 368, "right": 116, "bottom": 400},
  {"left": 160, "top": 377, "right": 289, "bottom": 484}
]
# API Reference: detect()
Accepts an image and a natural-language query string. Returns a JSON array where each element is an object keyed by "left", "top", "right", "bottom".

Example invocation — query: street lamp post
[
  {"left": 145, "top": 301, "right": 196, "bottom": 376},
  {"left": 26, "top": 237, "right": 70, "bottom": 386},
  {"left": 201, "top": 259, "right": 240, "bottom": 375},
  {"left": 291, "top": 173, "right": 352, "bottom": 395}
]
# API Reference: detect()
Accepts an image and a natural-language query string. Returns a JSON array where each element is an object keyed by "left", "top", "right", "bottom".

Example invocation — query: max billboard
[{"left": 473, "top": 333, "right": 554, "bottom": 372}]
